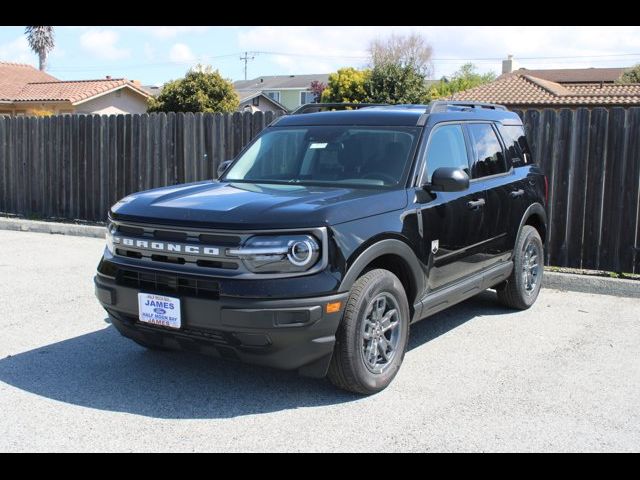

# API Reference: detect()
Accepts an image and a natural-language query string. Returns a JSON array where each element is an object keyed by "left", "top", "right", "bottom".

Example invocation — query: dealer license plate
[{"left": 138, "top": 293, "right": 181, "bottom": 329}]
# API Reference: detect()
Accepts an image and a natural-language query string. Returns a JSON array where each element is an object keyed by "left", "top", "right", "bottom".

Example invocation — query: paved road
[{"left": 1, "top": 230, "right": 639, "bottom": 452}]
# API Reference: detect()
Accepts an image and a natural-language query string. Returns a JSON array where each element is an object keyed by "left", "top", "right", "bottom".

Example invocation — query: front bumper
[{"left": 94, "top": 273, "right": 348, "bottom": 378}]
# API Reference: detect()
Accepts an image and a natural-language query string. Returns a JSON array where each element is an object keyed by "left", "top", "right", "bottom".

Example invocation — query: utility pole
[{"left": 240, "top": 51, "right": 255, "bottom": 80}]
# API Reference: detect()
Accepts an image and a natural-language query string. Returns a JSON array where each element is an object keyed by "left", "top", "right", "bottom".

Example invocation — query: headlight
[
  {"left": 105, "top": 223, "right": 117, "bottom": 254},
  {"left": 229, "top": 234, "right": 320, "bottom": 273}
]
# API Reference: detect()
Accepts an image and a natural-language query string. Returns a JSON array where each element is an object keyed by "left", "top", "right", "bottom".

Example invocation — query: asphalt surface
[{"left": 1, "top": 230, "right": 639, "bottom": 452}]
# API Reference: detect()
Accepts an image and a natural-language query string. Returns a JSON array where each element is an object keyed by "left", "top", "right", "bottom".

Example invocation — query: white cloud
[
  {"left": 0, "top": 36, "right": 32, "bottom": 64},
  {"left": 132, "top": 26, "right": 212, "bottom": 39},
  {"left": 169, "top": 43, "right": 196, "bottom": 63},
  {"left": 236, "top": 26, "right": 640, "bottom": 78},
  {"left": 80, "top": 29, "right": 130, "bottom": 60}
]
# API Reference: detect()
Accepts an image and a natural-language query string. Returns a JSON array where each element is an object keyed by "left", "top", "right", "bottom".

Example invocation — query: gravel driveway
[{"left": 0, "top": 230, "right": 639, "bottom": 452}]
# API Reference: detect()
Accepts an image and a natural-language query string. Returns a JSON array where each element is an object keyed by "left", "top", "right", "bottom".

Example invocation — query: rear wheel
[
  {"left": 328, "top": 269, "right": 410, "bottom": 395},
  {"left": 497, "top": 225, "right": 544, "bottom": 309}
]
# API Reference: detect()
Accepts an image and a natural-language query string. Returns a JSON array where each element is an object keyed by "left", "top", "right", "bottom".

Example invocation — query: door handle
[
  {"left": 467, "top": 198, "right": 486, "bottom": 210},
  {"left": 509, "top": 189, "right": 525, "bottom": 198}
]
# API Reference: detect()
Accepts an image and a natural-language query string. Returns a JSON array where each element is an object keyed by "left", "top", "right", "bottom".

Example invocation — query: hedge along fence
[
  {"left": 0, "top": 111, "right": 278, "bottom": 226},
  {"left": 0, "top": 108, "right": 639, "bottom": 273}
]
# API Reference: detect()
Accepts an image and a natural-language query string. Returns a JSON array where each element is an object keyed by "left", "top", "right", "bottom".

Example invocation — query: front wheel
[
  {"left": 497, "top": 225, "right": 544, "bottom": 309},
  {"left": 328, "top": 269, "right": 410, "bottom": 395}
]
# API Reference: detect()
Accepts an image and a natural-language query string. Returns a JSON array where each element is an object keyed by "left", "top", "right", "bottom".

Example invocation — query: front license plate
[{"left": 138, "top": 293, "right": 181, "bottom": 329}]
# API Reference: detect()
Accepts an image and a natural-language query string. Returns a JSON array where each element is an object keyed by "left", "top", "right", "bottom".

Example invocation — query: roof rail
[
  {"left": 291, "top": 102, "right": 388, "bottom": 115},
  {"left": 427, "top": 100, "right": 507, "bottom": 113}
]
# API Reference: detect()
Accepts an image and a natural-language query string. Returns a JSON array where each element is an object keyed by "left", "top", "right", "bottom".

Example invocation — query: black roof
[{"left": 275, "top": 103, "right": 522, "bottom": 127}]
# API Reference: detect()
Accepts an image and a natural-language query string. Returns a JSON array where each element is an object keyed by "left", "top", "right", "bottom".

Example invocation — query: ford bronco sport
[{"left": 95, "top": 101, "right": 548, "bottom": 394}]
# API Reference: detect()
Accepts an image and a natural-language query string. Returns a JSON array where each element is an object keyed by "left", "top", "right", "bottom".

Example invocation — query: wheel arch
[
  {"left": 339, "top": 238, "right": 425, "bottom": 316},
  {"left": 518, "top": 202, "right": 547, "bottom": 245}
]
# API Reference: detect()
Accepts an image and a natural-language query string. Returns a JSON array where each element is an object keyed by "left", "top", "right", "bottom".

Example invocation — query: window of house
[
  {"left": 466, "top": 123, "right": 507, "bottom": 178},
  {"left": 300, "top": 91, "right": 316, "bottom": 104},
  {"left": 252, "top": 96, "right": 260, "bottom": 106},
  {"left": 422, "top": 124, "right": 469, "bottom": 183},
  {"left": 265, "top": 91, "right": 280, "bottom": 103}
]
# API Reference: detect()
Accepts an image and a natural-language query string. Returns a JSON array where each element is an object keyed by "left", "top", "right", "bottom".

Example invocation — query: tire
[
  {"left": 497, "top": 225, "right": 544, "bottom": 310},
  {"left": 328, "top": 269, "right": 410, "bottom": 395}
]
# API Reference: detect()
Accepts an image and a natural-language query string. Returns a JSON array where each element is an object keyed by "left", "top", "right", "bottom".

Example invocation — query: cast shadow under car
[{"left": 0, "top": 291, "right": 508, "bottom": 419}]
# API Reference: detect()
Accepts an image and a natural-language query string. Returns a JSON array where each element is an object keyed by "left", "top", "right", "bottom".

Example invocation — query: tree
[
  {"left": 618, "top": 64, "right": 640, "bottom": 83},
  {"left": 25, "top": 26, "right": 54, "bottom": 71},
  {"left": 321, "top": 67, "right": 370, "bottom": 103},
  {"left": 309, "top": 80, "right": 327, "bottom": 102},
  {"left": 368, "top": 33, "right": 433, "bottom": 77},
  {"left": 148, "top": 65, "right": 239, "bottom": 113},
  {"left": 366, "top": 63, "right": 430, "bottom": 104},
  {"left": 429, "top": 63, "right": 496, "bottom": 98}
]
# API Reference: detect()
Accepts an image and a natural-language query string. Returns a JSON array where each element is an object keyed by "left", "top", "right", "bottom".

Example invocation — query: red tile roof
[
  {"left": 13, "top": 78, "right": 151, "bottom": 103},
  {"left": 451, "top": 73, "right": 640, "bottom": 107},
  {"left": 502, "top": 67, "right": 627, "bottom": 84},
  {"left": 0, "top": 62, "right": 58, "bottom": 101},
  {"left": 0, "top": 62, "right": 150, "bottom": 104}
]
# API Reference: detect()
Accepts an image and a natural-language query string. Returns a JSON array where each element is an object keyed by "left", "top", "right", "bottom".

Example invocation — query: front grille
[
  {"left": 111, "top": 221, "right": 244, "bottom": 272},
  {"left": 116, "top": 267, "right": 220, "bottom": 299}
]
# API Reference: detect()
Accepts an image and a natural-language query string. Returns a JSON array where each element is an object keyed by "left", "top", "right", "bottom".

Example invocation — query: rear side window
[
  {"left": 466, "top": 123, "right": 507, "bottom": 178},
  {"left": 423, "top": 124, "right": 469, "bottom": 182},
  {"left": 499, "top": 124, "right": 533, "bottom": 167}
]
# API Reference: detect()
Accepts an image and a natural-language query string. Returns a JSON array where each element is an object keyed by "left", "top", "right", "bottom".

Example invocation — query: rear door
[{"left": 464, "top": 122, "right": 515, "bottom": 269}]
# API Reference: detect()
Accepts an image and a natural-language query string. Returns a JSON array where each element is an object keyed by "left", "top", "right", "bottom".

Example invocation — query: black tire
[
  {"left": 328, "top": 269, "right": 410, "bottom": 395},
  {"left": 497, "top": 225, "right": 544, "bottom": 310}
]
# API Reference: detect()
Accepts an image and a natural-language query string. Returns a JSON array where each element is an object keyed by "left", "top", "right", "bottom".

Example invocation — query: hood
[{"left": 110, "top": 180, "right": 408, "bottom": 229}]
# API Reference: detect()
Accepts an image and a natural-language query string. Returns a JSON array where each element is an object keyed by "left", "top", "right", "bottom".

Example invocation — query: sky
[{"left": 2, "top": 26, "right": 640, "bottom": 86}]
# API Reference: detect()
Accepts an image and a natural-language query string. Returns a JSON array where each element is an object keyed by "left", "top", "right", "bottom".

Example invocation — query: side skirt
[{"left": 415, "top": 261, "right": 513, "bottom": 323}]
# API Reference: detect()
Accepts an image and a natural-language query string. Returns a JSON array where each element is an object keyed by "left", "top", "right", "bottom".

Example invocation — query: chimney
[
  {"left": 106, "top": 75, "right": 112, "bottom": 80},
  {"left": 502, "top": 55, "right": 515, "bottom": 74},
  {"left": 132, "top": 79, "right": 141, "bottom": 86}
]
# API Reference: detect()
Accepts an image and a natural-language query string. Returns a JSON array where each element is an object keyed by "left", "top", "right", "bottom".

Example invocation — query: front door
[{"left": 416, "top": 123, "right": 491, "bottom": 291}]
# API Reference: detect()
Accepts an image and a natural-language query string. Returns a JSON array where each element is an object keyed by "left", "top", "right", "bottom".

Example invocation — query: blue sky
[{"left": 2, "top": 26, "right": 640, "bottom": 86}]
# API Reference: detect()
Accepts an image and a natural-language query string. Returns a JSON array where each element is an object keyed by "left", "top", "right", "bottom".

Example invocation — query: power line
[{"left": 47, "top": 50, "right": 640, "bottom": 73}]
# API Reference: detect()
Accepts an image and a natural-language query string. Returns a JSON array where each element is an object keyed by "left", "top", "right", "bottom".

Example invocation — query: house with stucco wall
[{"left": 0, "top": 62, "right": 151, "bottom": 116}]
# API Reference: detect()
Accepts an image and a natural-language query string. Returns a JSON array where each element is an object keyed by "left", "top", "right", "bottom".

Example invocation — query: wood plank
[
  {"left": 0, "top": 117, "right": 6, "bottom": 213},
  {"left": 78, "top": 115, "right": 87, "bottom": 220},
  {"left": 581, "top": 108, "right": 609, "bottom": 270},
  {"left": 548, "top": 109, "right": 573, "bottom": 267},
  {"left": 599, "top": 107, "right": 627, "bottom": 272},
  {"left": 619, "top": 107, "right": 640, "bottom": 273},
  {"left": 99, "top": 115, "right": 109, "bottom": 221},
  {"left": 174, "top": 113, "right": 184, "bottom": 184},
  {"left": 167, "top": 112, "right": 177, "bottom": 185},
  {"left": 538, "top": 109, "right": 556, "bottom": 265},
  {"left": 232, "top": 112, "right": 242, "bottom": 157},
  {"left": 203, "top": 113, "right": 214, "bottom": 179},
  {"left": 108, "top": 115, "right": 118, "bottom": 208},
  {"left": 566, "top": 108, "right": 591, "bottom": 268}
]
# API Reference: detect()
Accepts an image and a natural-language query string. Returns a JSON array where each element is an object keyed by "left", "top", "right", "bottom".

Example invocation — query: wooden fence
[
  {"left": 0, "top": 108, "right": 639, "bottom": 273},
  {"left": 514, "top": 107, "right": 640, "bottom": 274}
]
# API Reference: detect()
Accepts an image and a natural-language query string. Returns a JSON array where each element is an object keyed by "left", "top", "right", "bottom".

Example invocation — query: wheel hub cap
[
  {"left": 522, "top": 241, "right": 540, "bottom": 294},
  {"left": 361, "top": 293, "right": 403, "bottom": 374}
]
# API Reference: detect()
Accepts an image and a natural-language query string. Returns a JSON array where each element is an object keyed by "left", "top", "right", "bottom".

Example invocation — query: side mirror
[
  {"left": 217, "top": 160, "right": 233, "bottom": 178},
  {"left": 427, "top": 167, "right": 469, "bottom": 192}
]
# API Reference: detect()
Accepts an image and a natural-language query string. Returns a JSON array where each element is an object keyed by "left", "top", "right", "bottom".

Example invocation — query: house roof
[
  {"left": 500, "top": 67, "right": 627, "bottom": 84},
  {"left": 235, "top": 89, "right": 288, "bottom": 111},
  {"left": 0, "top": 62, "right": 58, "bottom": 101},
  {"left": 451, "top": 73, "right": 640, "bottom": 107},
  {"left": 12, "top": 78, "right": 152, "bottom": 104},
  {"left": 234, "top": 73, "right": 330, "bottom": 91}
]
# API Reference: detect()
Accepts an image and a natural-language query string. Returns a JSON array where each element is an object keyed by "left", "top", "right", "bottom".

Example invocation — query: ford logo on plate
[{"left": 154, "top": 307, "right": 166, "bottom": 315}]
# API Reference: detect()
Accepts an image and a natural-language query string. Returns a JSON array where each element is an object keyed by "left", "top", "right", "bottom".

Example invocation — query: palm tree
[{"left": 25, "top": 26, "right": 55, "bottom": 71}]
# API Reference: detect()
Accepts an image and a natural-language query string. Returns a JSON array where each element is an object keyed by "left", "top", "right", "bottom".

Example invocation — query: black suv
[{"left": 95, "top": 102, "right": 547, "bottom": 394}]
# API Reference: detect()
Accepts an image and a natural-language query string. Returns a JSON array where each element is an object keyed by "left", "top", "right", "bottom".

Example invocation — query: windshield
[{"left": 222, "top": 125, "right": 419, "bottom": 188}]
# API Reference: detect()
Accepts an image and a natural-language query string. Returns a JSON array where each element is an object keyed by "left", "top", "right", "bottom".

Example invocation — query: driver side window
[{"left": 423, "top": 124, "right": 469, "bottom": 183}]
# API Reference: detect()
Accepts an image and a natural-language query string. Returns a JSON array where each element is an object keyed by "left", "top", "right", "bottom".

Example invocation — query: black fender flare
[
  {"left": 516, "top": 202, "right": 548, "bottom": 246},
  {"left": 338, "top": 238, "right": 425, "bottom": 296}
]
